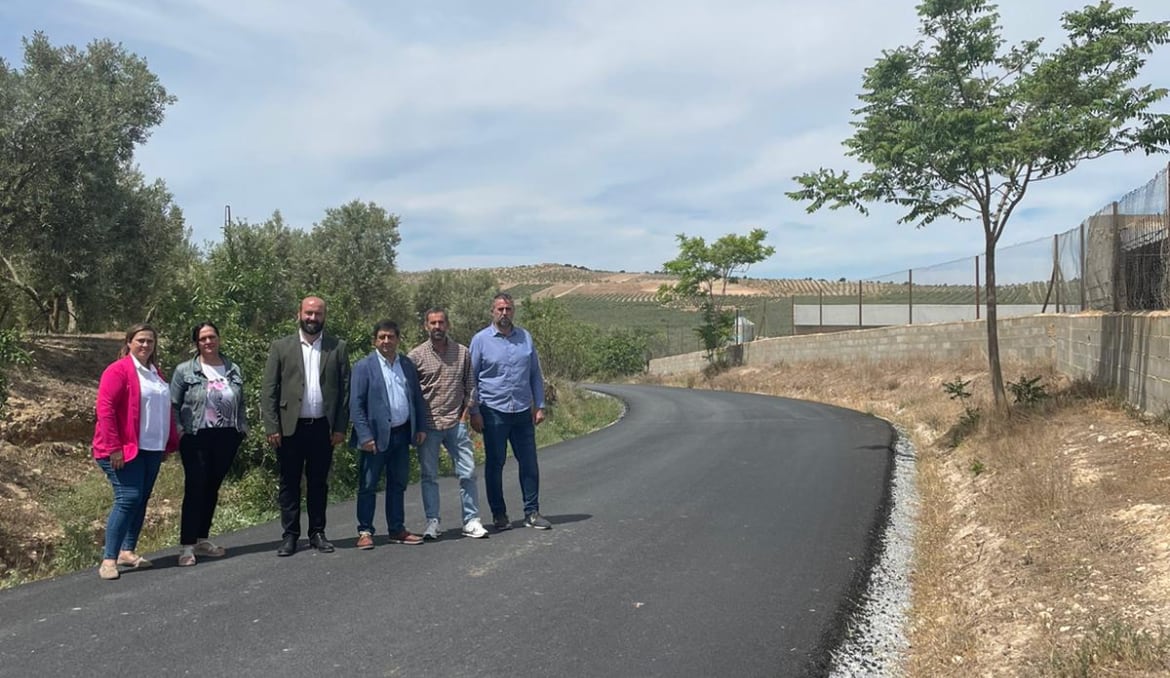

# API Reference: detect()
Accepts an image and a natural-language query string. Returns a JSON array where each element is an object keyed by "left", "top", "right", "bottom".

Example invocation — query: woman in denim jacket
[{"left": 170, "top": 322, "right": 248, "bottom": 566}]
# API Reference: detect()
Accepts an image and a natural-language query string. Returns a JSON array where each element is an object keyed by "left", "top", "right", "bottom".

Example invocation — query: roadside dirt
[{"left": 0, "top": 334, "right": 119, "bottom": 577}]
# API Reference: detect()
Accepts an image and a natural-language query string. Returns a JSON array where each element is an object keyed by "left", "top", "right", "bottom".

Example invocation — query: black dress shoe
[
  {"left": 277, "top": 536, "right": 298, "bottom": 557},
  {"left": 308, "top": 533, "right": 335, "bottom": 553}
]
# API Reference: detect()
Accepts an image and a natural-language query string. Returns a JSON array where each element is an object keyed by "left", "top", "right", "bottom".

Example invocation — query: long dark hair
[
  {"left": 191, "top": 321, "right": 220, "bottom": 343},
  {"left": 118, "top": 323, "right": 159, "bottom": 369}
]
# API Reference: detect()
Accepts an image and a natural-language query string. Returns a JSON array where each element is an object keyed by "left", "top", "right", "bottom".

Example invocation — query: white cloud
[{"left": 1, "top": 0, "right": 1167, "bottom": 281}]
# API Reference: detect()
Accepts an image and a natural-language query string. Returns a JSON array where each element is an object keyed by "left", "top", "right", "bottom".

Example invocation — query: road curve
[{"left": 0, "top": 384, "right": 894, "bottom": 678}]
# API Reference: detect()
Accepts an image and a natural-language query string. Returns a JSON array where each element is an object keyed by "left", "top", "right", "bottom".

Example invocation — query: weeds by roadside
[{"left": 1045, "top": 623, "right": 1169, "bottom": 677}]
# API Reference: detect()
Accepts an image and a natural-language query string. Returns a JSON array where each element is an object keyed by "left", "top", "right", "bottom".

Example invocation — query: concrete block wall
[
  {"left": 647, "top": 312, "right": 1170, "bottom": 415},
  {"left": 1054, "top": 312, "right": 1170, "bottom": 413}
]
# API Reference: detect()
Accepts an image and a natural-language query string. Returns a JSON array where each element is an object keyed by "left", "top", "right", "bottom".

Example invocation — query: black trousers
[
  {"left": 179, "top": 428, "right": 241, "bottom": 545},
  {"left": 277, "top": 418, "right": 333, "bottom": 539}
]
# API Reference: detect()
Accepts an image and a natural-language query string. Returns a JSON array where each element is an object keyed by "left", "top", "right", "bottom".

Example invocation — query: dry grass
[{"left": 640, "top": 355, "right": 1170, "bottom": 677}]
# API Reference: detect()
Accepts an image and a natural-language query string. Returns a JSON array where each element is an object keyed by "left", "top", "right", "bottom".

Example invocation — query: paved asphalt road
[{"left": 0, "top": 384, "right": 894, "bottom": 678}]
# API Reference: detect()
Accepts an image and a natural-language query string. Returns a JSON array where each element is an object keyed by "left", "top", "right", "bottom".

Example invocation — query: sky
[{"left": 2, "top": 0, "right": 1169, "bottom": 282}]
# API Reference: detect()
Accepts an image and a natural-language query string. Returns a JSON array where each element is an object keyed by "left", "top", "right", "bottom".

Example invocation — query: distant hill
[
  {"left": 399, "top": 263, "right": 877, "bottom": 301},
  {"left": 397, "top": 263, "right": 1054, "bottom": 354}
]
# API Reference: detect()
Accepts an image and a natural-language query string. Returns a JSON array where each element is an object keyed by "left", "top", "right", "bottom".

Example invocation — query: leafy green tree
[
  {"left": 156, "top": 212, "right": 313, "bottom": 472},
  {"left": 518, "top": 296, "right": 595, "bottom": 380},
  {"left": 592, "top": 328, "right": 651, "bottom": 377},
  {"left": 657, "top": 228, "right": 775, "bottom": 359},
  {"left": 306, "top": 200, "right": 410, "bottom": 348},
  {"left": 0, "top": 33, "right": 176, "bottom": 331},
  {"left": 411, "top": 269, "right": 497, "bottom": 344},
  {"left": 518, "top": 297, "right": 655, "bottom": 379},
  {"left": 788, "top": 0, "right": 1169, "bottom": 407},
  {"left": 157, "top": 203, "right": 411, "bottom": 474},
  {"left": 88, "top": 170, "right": 193, "bottom": 327},
  {"left": 194, "top": 212, "right": 311, "bottom": 334},
  {"left": 0, "top": 328, "right": 30, "bottom": 416}
]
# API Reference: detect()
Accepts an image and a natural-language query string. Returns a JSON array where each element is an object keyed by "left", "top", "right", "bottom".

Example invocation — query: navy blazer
[{"left": 348, "top": 351, "right": 427, "bottom": 451}]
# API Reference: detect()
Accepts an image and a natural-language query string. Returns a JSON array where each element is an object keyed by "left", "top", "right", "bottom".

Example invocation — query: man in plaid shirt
[{"left": 407, "top": 308, "right": 489, "bottom": 539}]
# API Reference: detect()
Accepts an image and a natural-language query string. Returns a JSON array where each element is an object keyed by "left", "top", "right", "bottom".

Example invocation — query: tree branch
[{"left": 0, "top": 250, "right": 51, "bottom": 320}]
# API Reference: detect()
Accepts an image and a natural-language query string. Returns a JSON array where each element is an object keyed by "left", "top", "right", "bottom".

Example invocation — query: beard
[
  {"left": 429, "top": 328, "right": 447, "bottom": 341},
  {"left": 300, "top": 318, "right": 324, "bottom": 335},
  {"left": 495, "top": 316, "right": 513, "bottom": 330}
]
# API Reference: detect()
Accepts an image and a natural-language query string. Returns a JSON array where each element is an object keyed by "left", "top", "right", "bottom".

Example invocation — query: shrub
[{"left": 1007, "top": 374, "right": 1048, "bottom": 406}]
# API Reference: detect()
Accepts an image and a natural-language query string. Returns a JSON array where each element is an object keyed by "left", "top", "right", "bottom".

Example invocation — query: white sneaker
[
  {"left": 461, "top": 518, "right": 488, "bottom": 539},
  {"left": 423, "top": 518, "right": 442, "bottom": 540}
]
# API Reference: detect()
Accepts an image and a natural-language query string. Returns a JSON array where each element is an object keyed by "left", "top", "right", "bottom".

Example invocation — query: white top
[
  {"left": 298, "top": 332, "right": 325, "bottom": 419},
  {"left": 133, "top": 356, "right": 171, "bottom": 451}
]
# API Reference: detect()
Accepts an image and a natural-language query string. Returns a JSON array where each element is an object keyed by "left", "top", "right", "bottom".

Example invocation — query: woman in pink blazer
[{"left": 91, "top": 323, "right": 180, "bottom": 580}]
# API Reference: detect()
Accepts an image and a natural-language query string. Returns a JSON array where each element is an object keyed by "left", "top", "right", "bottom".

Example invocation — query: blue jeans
[
  {"left": 356, "top": 426, "right": 411, "bottom": 535},
  {"left": 418, "top": 422, "right": 480, "bottom": 525},
  {"left": 481, "top": 406, "right": 539, "bottom": 518},
  {"left": 96, "top": 450, "right": 163, "bottom": 560}
]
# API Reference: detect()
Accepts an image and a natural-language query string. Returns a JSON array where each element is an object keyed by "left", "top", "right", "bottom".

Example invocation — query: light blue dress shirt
[
  {"left": 377, "top": 352, "right": 410, "bottom": 428},
  {"left": 469, "top": 325, "right": 545, "bottom": 414}
]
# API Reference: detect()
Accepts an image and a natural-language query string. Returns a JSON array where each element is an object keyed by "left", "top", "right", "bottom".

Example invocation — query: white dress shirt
[{"left": 298, "top": 332, "right": 326, "bottom": 419}]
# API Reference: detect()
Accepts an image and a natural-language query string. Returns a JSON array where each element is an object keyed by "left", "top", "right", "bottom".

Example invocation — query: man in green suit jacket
[{"left": 261, "top": 296, "right": 350, "bottom": 556}]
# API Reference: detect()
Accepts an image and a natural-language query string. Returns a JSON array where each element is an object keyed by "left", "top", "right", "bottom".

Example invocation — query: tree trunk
[
  {"left": 49, "top": 293, "right": 63, "bottom": 333},
  {"left": 985, "top": 236, "right": 1006, "bottom": 409},
  {"left": 65, "top": 294, "right": 77, "bottom": 333}
]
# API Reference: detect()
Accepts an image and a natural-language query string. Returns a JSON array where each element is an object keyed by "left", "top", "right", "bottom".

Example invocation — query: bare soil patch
[{"left": 0, "top": 334, "right": 120, "bottom": 578}]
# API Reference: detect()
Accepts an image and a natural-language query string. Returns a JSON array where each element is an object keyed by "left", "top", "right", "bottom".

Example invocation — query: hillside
[
  {"left": 401, "top": 263, "right": 898, "bottom": 299},
  {"left": 400, "top": 264, "right": 1059, "bottom": 358},
  {"left": 0, "top": 334, "right": 120, "bottom": 578}
]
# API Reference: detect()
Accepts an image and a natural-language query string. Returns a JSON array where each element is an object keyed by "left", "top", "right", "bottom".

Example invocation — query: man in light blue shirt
[
  {"left": 349, "top": 320, "right": 428, "bottom": 547},
  {"left": 469, "top": 293, "right": 551, "bottom": 531}
]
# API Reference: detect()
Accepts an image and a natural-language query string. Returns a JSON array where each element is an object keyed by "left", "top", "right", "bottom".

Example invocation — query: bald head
[{"left": 299, "top": 296, "right": 326, "bottom": 336}]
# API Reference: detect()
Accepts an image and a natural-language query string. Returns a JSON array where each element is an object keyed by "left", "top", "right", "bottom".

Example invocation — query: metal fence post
[
  {"left": 1164, "top": 163, "right": 1170, "bottom": 310},
  {"left": 908, "top": 269, "right": 914, "bottom": 324},
  {"left": 1113, "top": 201, "right": 1122, "bottom": 311},
  {"left": 975, "top": 255, "right": 981, "bottom": 320},
  {"left": 818, "top": 288, "right": 823, "bottom": 330},
  {"left": 1053, "top": 234, "right": 1061, "bottom": 311},
  {"left": 1080, "top": 221, "right": 1086, "bottom": 311},
  {"left": 857, "top": 279, "right": 862, "bottom": 327}
]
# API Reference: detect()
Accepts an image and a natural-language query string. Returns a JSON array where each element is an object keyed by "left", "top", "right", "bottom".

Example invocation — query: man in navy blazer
[{"left": 349, "top": 319, "right": 428, "bottom": 547}]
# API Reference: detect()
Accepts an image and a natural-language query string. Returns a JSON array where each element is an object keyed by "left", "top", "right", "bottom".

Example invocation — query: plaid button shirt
[{"left": 407, "top": 339, "right": 475, "bottom": 430}]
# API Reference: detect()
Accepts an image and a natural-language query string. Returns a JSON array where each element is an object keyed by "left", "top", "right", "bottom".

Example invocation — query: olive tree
[{"left": 0, "top": 33, "right": 178, "bottom": 331}]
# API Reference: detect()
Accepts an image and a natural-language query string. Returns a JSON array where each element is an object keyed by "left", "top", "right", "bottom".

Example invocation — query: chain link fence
[{"left": 783, "top": 164, "right": 1170, "bottom": 334}]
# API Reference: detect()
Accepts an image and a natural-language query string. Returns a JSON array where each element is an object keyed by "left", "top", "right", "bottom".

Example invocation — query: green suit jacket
[{"left": 261, "top": 332, "right": 350, "bottom": 438}]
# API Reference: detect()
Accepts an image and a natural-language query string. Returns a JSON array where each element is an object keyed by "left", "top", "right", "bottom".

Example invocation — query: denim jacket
[{"left": 170, "top": 354, "right": 248, "bottom": 436}]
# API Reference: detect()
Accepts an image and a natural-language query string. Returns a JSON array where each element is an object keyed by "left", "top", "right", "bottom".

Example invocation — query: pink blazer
[{"left": 91, "top": 356, "right": 180, "bottom": 463}]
